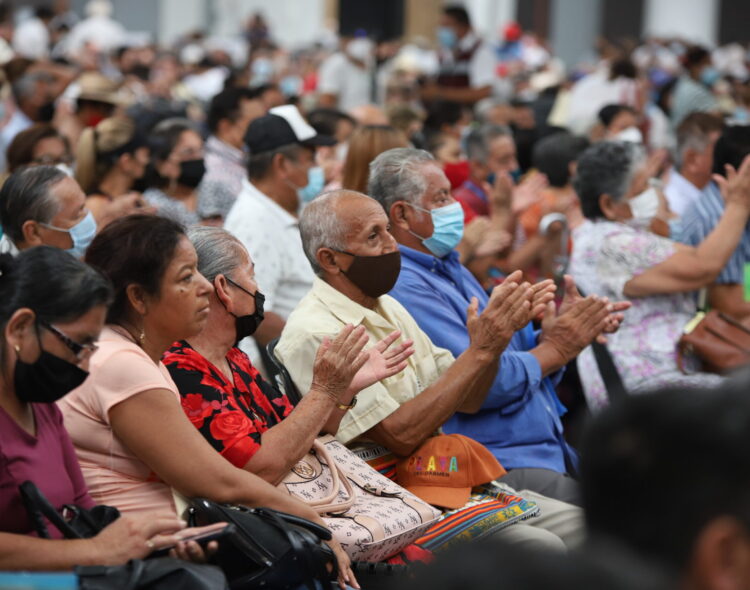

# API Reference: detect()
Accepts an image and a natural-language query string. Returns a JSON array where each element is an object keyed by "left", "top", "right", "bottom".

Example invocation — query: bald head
[{"left": 300, "top": 189, "right": 385, "bottom": 275}]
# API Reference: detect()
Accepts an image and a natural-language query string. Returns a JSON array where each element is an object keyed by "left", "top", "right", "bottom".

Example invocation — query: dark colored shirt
[
  {"left": 389, "top": 244, "right": 577, "bottom": 473},
  {"left": 453, "top": 180, "right": 489, "bottom": 223},
  {"left": 164, "top": 341, "right": 294, "bottom": 468},
  {"left": 0, "top": 403, "right": 94, "bottom": 537}
]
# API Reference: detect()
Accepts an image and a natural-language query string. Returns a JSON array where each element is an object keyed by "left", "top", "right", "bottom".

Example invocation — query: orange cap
[{"left": 396, "top": 434, "right": 506, "bottom": 509}]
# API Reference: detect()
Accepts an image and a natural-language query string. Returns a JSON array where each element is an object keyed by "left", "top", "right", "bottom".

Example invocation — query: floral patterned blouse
[
  {"left": 163, "top": 341, "right": 294, "bottom": 468},
  {"left": 569, "top": 220, "right": 722, "bottom": 410}
]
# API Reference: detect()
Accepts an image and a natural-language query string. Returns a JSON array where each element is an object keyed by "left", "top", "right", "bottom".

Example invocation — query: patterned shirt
[
  {"left": 164, "top": 341, "right": 294, "bottom": 468},
  {"left": 680, "top": 181, "right": 750, "bottom": 285},
  {"left": 570, "top": 220, "right": 722, "bottom": 409}
]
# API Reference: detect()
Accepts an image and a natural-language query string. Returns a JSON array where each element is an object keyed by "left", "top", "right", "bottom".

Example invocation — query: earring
[
  {"left": 13, "top": 344, "right": 20, "bottom": 354},
  {"left": 138, "top": 328, "right": 145, "bottom": 346}
]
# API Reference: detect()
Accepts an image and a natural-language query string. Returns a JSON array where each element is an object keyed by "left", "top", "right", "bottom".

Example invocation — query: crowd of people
[{"left": 0, "top": 1, "right": 749, "bottom": 589}]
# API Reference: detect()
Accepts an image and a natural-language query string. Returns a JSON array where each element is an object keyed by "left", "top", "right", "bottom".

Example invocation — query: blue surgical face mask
[
  {"left": 437, "top": 26, "right": 457, "bottom": 49},
  {"left": 408, "top": 201, "right": 464, "bottom": 258},
  {"left": 298, "top": 166, "right": 325, "bottom": 204},
  {"left": 700, "top": 65, "right": 721, "bottom": 87},
  {"left": 42, "top": 211, "right": 97, "bottom": 259}
]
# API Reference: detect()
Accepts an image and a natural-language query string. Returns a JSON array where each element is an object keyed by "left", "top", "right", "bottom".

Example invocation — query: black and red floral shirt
[{"left": 163, "top": 341, "right": 294, "bottom": 468}]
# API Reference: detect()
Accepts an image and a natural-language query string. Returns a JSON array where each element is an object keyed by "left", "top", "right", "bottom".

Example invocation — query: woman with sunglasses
[{"left": 0, "top": 246, "right": 192, "bottom": 570}]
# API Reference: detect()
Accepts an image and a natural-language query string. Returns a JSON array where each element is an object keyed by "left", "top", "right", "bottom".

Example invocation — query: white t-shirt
[
  {"left": 438, "top": 32, "right": 497, "bottom": 89},
  {"left": 317, "top": 52, "right": 373, "bottom": 112},
  {"left": 223, "top": 179, "right": 315, "bottom": 364}
]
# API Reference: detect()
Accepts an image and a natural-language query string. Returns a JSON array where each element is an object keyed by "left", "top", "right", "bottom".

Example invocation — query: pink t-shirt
[{"left": 58, "top": 326, "right": 179, "bottom": 517}]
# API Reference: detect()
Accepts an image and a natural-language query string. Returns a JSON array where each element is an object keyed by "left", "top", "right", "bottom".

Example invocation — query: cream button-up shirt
[{"left": 276, "top": 277, "right": 455, "bottom": 445}]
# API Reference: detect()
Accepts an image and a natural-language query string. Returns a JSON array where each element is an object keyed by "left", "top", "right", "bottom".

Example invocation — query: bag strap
[
  {"left": 257, "top": 508, "right": 332, "bottom": 590},
  {"left": 307, "top": 438, "right": 357, "bottom": 514},
  {"left": 19, "top": 481, "right": 82, "bottom": 539},
  {"left": 591, "top": 341, "right": 627, "bottom": 402}
]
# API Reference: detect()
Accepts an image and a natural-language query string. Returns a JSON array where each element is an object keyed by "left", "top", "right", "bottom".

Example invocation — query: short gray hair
[
  {"left": 0, "top": 166, "right": 65, "bottom": 244},
  {"left": 187, "top": 226, "right": 248, "bottom": 282},
  {"left": 299, "top": 191, "right": 349, "bottom": 276},
  {"left": 574, "top": 141, "right": 643, "bottom": 220},
  {"left": 474, "top": 98, "right": 508, "bottom": 124},
  {"left": 465, "top": 124, "right": 512, "bottom": 162},
  {"left": 367, "top": 147, "right": 434, "bottom": 214}
]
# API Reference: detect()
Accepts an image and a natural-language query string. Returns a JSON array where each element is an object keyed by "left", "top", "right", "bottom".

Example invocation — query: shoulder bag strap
[{"left": 19, "top": 481, "right": 82, "bottom": 539}]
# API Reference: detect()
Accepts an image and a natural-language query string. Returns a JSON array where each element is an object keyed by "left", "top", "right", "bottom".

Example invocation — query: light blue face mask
[
  {"left": 298, "top": 166, "right": 326, "bottom": 204},
  {"left": 700, "top": 65, "right": 721, "bottom": 87},
  {"left": 437, "top": 26, "right": 457, "bottom": 49},
  {"left": 42, "top": 211, "right": 97, "bottom": 259},
  {"left": 408, "top": 201, "right": 464, "bottom": 258}
]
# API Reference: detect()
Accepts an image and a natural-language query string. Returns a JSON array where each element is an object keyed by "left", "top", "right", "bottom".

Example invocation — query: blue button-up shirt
[{"left": 389, "top": 245, "right": 577, "bottom": 473}]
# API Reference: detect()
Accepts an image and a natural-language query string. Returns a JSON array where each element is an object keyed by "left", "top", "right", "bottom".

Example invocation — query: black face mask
[
  {"left": 36, "top": 101, "right": 56, "bottom": 123},
  {"left": 14, "top": 349, "right": 89, "bottom": 404},
  {"left": 178, "top": 159, "right": 206, "bottom": 188},
  {"left": 338, "top": 250, "right": 401, "bottom": 299},
  {"left": 222, "top": 277, "right": 266, "bottom": 343}
]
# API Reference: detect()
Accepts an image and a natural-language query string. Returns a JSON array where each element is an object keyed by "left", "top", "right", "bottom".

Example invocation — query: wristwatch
[{"left": 336, "top": 397, "right": 358, "bottom": 411}]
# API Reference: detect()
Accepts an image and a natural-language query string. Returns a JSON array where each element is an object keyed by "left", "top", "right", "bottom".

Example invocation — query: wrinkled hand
[
  {"left": 485, "top": 172, "right": 514, "bottom": 214},
  {"left": 467, "top": 270, "right": 538, "bottom": 357},
  {"left": 92, "top": 513, "right": 185, "bottom": 565},
  {"left": 311, "top": 325, "right": 370, "bottom": 401},
  {"left": 326, "top": 538, "right": 359, "bottom": 590},
  {"left": 461, "top": 216, "right": 492, "bottom": 252},
  {"left": 474, "top": 227, "right": 513, "bottom": 258},
  {"left": 349, "top": 330, "right": 415, "bottom": 393},
  {"left": 541, "top": 295, "right": 611, "bottom": 364},
  {"left": 530, "top": 279, "right": 557, "bottom": 316},
  {"left": 716, "top": 154, "right": 750, "bottom": 211},
  {"left": 548, "top": 275, "right": 630, "bottom": 343},
  {"left": 512, "top": 172, "right": 548, "bottom": 215}
]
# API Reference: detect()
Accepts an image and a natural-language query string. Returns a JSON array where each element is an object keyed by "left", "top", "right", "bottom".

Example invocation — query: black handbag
[
  {"left": 76, "top": 559, "right": 229, "bottom": 590},
  {"left": 19, "top": 480, "right": 120, "bottom": 539},
  {"left": 188, "top": 498, "right": 335, "bottom": 590}
]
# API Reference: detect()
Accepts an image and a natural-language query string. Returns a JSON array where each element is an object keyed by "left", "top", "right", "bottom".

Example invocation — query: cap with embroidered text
[{"left": 396, "top": 434, "right": 506, "bottom": 509}]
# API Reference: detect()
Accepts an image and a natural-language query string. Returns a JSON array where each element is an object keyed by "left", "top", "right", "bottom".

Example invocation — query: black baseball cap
[{"left": 244, "top": 104, "right": 336, "bottom": 154}]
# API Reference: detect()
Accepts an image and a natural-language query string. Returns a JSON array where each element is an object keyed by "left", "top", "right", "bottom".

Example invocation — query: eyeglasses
[
  {"left": 40, "top": 320, "right": 98, "bottom": 361},
  {"left": 226, "top": 276, "right": 257, "bottom": 298}
]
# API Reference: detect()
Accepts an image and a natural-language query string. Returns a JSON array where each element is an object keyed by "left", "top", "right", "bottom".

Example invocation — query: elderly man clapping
[{"left": 277, "top": 189, "right": 589, "bottom": 549}]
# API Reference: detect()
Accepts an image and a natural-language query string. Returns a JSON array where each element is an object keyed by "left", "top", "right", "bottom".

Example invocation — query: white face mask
[
  {"left": 346, "top": 38, "right": 373, "bottom": 64},
  {"left": 614, "top": 126, "right": 643, "bottom": 144},
  {"left": 628, "top": 187, "right": 660, "bottom": 224}
]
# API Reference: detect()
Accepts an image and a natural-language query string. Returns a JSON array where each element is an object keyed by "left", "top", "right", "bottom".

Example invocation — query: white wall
[
  {"left": 158, "top": 0, "right": 206, "bottom": 45},
  {"left": 643, "top": 0, "right": 719, "bottom": 46},
  {"left": 210, "top": 0, "right": 326, "bottom": 49}
]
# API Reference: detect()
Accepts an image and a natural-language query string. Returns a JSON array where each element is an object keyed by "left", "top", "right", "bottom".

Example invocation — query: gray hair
[
  {"left": 574, "top": 141, "right": 643, "bottom": 220},
  {"left": 299, "top": 191, "right": 350, "bottom": 276},
  {"left": 474, "top": 98, "right": 508, "bottom": 124},
  {"left": 186, "top": 226, "right": 248, "bottom": 282},
  {"left": 464, "top": 124, "right": 512, "bottom": 162},
  {"left": 0, "top": 166, "right": 65, "bottom": 244},
  {"left": 674, "top": 112, "right": 724, "bottom": 170},
  {"left": 367, "top": 147, "right": 435, "bottom": 214}
]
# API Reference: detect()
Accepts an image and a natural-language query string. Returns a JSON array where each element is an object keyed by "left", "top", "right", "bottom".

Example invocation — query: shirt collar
[
  {"left": 398, "top": 243, "right": 461, "bottom": 271},
  {"left": 206, "top": 135, "right": 247, "bottom": 163},
  {"left": 669, "top": 170, "right": 703, "bottom": 200},
  {"left": 311, "top": 276, "right": 393, "bottom": 329},
  {"left": 241, "top": 178, "right": 298, "bottom": 228}
]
